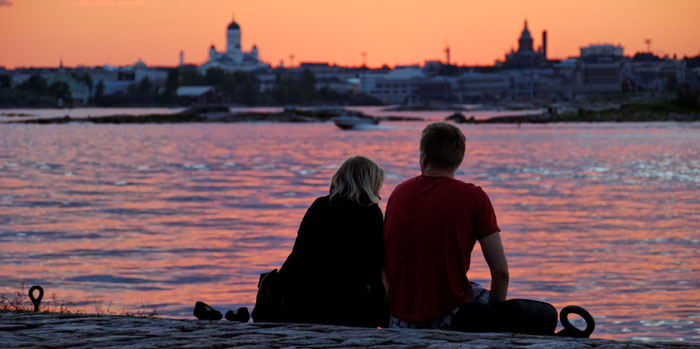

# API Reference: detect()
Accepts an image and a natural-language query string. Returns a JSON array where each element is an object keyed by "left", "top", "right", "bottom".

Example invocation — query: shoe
[
  {"left": 225, "top": 307, "right": 251, "bottom": 322},
  {"left": 193, "top": 301, "right": 223, "bottom": 320}
]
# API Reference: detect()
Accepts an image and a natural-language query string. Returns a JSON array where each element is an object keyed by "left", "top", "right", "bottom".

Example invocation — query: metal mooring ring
[
  {"left": 28, "top": 285, "right": 44, "bottom": 312},
  {"left": 557, "top": 305, "right": 595, "bottom": 338}
]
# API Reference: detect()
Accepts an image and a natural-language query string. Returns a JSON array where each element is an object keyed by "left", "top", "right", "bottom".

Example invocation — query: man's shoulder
[
  {"left": 448, "top": 178, "right": 484, "bottom": 194},
  {"left": 386, "top": 177, "right": 419, "bottom": 206},
  {"left": 392, "top": 176, "right": 486, "bottom": 193},
  {"left": 453, "top": 181, "right": 493, "bottom": 204},
  {"left": 394, "top": 176, "right": 420, "bottom": 189}
]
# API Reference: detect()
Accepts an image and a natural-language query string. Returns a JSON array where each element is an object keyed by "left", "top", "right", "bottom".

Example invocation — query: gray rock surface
[{"left": 0, "top": 312, "right": 694, "bottom": 348}]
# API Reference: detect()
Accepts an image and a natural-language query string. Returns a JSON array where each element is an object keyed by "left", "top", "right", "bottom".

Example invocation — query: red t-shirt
[{"left": 384, "top": 175, "right": 500, "bottom": 323}]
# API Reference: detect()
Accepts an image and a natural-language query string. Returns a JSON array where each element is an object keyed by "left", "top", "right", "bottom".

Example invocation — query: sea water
[{"left": 1, "top": 121, "right": 698, "bottom": 342}]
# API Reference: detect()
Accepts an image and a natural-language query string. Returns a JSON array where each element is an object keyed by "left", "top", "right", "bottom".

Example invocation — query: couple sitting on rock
[{"left": 251, "top": 122, "right": 509, "bottom": 330}]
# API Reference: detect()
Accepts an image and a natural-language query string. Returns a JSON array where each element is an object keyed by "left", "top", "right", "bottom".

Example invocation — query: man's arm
[{"left": 479, "top": 232, "right": 509, "bottom": 305}]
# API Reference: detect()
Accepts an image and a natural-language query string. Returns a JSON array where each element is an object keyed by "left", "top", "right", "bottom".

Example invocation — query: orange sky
[{"left": 1, "top": 0, "right": 699, "bottom": 69}]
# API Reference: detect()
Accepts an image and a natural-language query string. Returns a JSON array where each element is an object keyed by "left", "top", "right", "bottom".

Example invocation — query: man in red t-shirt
[{"left": 384, "top": 122, "right": 509, "bottom": 329}]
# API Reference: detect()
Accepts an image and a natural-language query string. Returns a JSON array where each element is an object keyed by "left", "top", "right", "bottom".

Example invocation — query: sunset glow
[{"left": 1, "top": 0, "right": 699, "bottom": 69}]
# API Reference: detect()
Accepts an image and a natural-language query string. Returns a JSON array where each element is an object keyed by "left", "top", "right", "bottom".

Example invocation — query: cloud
[
  {"left": 0, "top": 0, "right": 13, "bottom": 7},
  {"left": 71, "top": 0, "right": 145, "bottom": 6}
]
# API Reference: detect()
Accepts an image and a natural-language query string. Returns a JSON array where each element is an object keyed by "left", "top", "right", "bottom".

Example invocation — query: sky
[{"left": 1, "top": 0, "right": 699, "bottom": 69}]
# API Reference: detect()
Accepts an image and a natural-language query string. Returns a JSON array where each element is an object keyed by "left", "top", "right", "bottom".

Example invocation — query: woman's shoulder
[
  {"left": 327, "top": 195, "right": 380, "bottom": 210},
  {"left": 312, "top": 195, "right": 330, "bottom": 205},
  {"left": 318, "top": 195, "right": 382, "bottom": 217}
]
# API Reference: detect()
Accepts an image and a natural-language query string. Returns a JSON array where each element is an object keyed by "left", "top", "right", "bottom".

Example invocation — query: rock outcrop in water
[
  {"left": 0, "top": 312, "right": 690, "bottom": 348},
  {"left": 9, "top": 111, "right": 329, "bottom": 124}
]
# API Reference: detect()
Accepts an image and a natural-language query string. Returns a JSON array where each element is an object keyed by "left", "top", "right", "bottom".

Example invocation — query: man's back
[{"left": 384, "top": 175, "right": 500, "bottom": 323}]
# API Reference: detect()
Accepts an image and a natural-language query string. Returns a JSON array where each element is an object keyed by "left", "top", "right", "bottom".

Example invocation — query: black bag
[
  {"left": 452, "top": 299, "right": 594, "bottom": 338},
  {"left": 251, "top": 269, "right": 285, "bottom": 322},
  {"left": 488, "top": 299, "right": 559, "bottom": 335}
]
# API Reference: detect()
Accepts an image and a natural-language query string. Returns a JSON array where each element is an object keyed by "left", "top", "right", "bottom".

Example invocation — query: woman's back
[{"left": 279, "top": 195, "right": 386, "bottom": 327}]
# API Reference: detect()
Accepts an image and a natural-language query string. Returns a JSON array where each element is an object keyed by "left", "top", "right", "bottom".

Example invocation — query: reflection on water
[{"left": 1, "top": 122, "right": 698, "bottom": 342}]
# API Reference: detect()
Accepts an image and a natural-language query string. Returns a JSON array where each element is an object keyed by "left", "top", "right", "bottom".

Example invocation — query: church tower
[
  {"left": 226, "top": 20, "right": 242, "bottom": 62},
  {"left": 209, "top": 44, "right": 217, "bottom": 61},
  {"left": 518, "top": 20, "right": 534, "bottom": 53},
  {"left": 251, "top": 45, "right": 259, "bottom": 61}
]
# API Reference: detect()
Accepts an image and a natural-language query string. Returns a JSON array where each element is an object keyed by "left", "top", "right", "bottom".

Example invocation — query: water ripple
[{"left": 1, "top": 122, "right": 698, "bottom": 341}]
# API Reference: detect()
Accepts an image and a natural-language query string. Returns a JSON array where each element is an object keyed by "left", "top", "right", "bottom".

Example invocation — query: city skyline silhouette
[{"left": 1, "top": 0, "right": 699, "bottom": 69}]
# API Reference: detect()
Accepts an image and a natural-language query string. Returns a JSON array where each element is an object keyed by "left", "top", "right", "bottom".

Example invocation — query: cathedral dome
[
  {"left": 518, "top": 20, "right": 533, "bottom": 52},
  {"left": 228, "top": 21, "right": 240, "bottom": 30},
  {"left": 519, "top": 21, "right": 532, "bottom": 41}
]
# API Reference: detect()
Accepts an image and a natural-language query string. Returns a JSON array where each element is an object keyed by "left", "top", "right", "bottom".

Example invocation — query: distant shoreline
[
  {"left": 3, "top": 103, "right": 699, "bottom": 124},
  {"left": 7, "top": 112, "right": 700, "bottom": 124},
  {"left": 1, "top": 107, "right": 425, "bottom": 124},
  {"left": 453, "top": 111, "right": 700, "bottom": 123}
]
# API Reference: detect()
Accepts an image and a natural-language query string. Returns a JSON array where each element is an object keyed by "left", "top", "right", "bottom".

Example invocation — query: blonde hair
[{"left": 329, "top": 156, "right": 385, "bottom": 205}]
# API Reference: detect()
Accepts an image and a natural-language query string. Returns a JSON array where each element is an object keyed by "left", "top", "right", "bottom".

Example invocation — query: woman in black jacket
[{"left": 277, "top": 156, "right": 387, "bottom": 327}]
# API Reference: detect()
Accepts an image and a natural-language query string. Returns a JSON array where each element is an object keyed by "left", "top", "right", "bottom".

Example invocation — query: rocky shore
[
  {"left": 446, "top": 103, "right": 700, "bottom": 124},
  {"left": 480, "top": 111, "right": 700, "bottom": 123},
  {"left": 6, "top": 111, "right": 327, "bottom": 124},
  {"left": 5, "top": 109, "right": 424, "bottom": 125},
  {"left": 1, "top": 312, "right": 693, "bottom": 348},
  {"left": 4, "top": 101, "right": 699, "bottom": 125}
]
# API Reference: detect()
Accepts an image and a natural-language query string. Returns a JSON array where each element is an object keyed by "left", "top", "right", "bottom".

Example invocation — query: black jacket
[{"left": 278, "top": 195, "right": 387, "bottom": 327}]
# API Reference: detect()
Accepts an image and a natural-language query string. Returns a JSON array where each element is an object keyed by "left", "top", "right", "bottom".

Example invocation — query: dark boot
[
  {"left": 225, "top": 307, "right": 251, "bottom": 322},
  {"left": 193, "top": 301, "right": 223, "bottom": 320}
]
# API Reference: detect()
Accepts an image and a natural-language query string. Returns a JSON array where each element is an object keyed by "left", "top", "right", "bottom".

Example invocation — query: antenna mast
[{"left": 444, "top": 40, "right": 451, "bottom": 65}]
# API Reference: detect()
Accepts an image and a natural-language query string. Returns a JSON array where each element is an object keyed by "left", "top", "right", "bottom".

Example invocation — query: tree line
[
  {"left": 0, "top": 73, "right": 91, "bottom": 107},
  {"left": 0, "top": 67, "right": 381, "bottom": 107}
]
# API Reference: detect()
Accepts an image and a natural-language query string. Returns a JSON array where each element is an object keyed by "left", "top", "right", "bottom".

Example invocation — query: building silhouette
[
  {"left": 199, "top": 19, "right": 268, "bottom": 73},
  {"left": 502, "top": 20, "right": 547, "bottom": 69}
]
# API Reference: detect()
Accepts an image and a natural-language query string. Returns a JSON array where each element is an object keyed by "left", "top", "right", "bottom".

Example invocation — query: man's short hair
[{"left": 420, "top": 122, "right": 466, "bottom": 170}]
